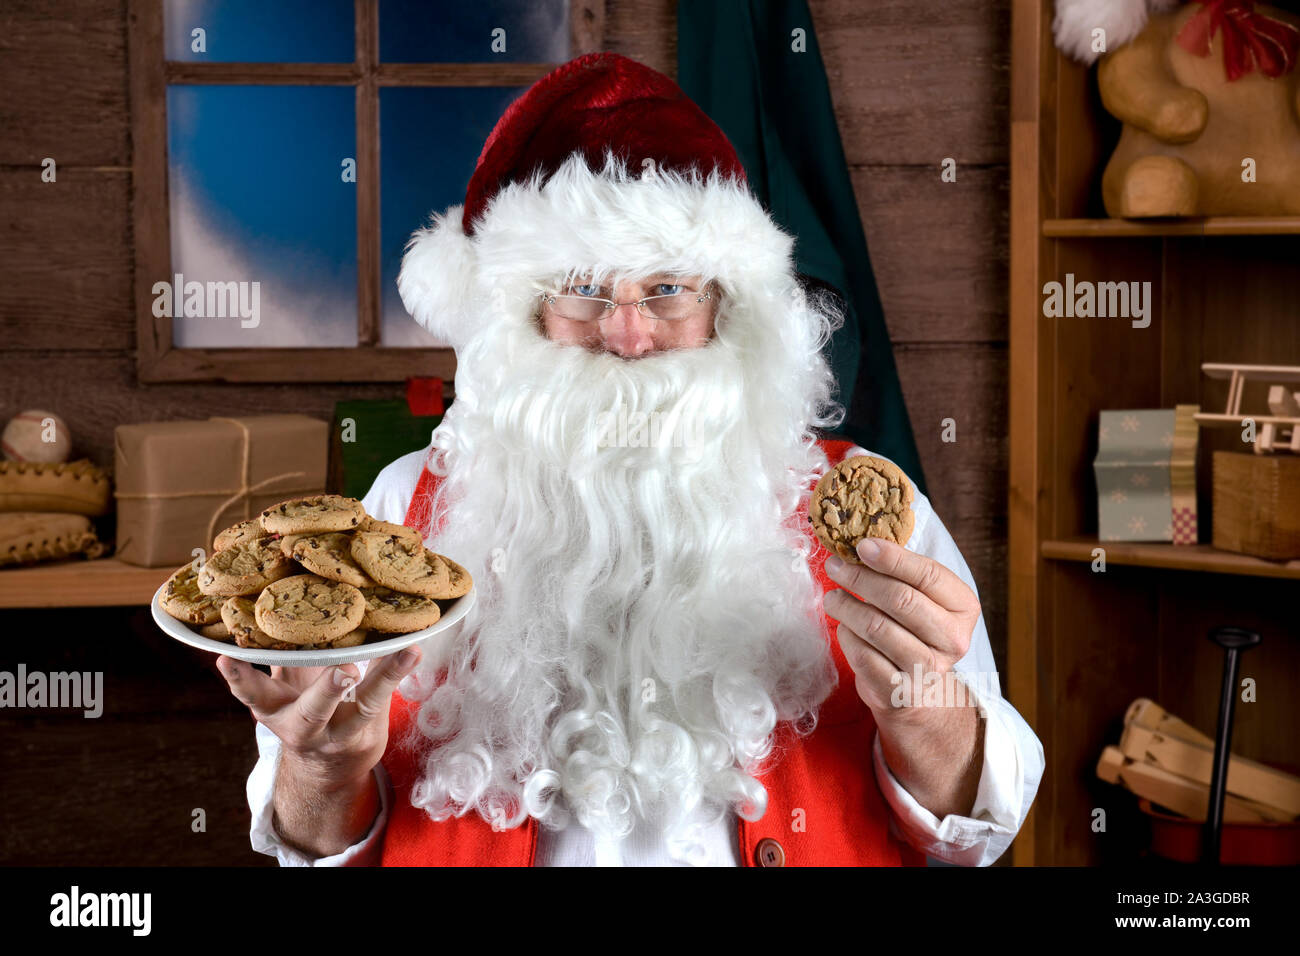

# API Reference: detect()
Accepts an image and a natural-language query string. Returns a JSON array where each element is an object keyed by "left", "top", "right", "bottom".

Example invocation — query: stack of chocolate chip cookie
[{"left": 158, "top": 494, "right": 472, "bottom": 650}]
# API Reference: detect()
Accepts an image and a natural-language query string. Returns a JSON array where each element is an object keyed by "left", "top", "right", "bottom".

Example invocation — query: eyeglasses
[{"left": 538, "top": 285, "right": 714, "bottom": 322}]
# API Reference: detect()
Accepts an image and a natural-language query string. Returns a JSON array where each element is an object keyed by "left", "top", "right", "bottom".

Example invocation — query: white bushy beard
[{"left": 399, "top": 279, "right": 845, "bottom": 864}]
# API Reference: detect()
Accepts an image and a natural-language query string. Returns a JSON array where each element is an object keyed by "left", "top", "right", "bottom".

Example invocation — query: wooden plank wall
[
  {"left": 827, "top": 0, "right": 1012, "bottom": 678},
  {"left": 0, "top": 0, "right": 1011, "bottom": 864}
]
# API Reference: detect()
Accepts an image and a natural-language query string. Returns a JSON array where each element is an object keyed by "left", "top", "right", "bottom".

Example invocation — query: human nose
[{"left": 599, "top": 301, "right": 655, "bottom": 357}]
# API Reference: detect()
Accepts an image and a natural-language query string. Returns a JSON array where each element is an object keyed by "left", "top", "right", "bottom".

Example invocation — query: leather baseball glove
[
  {"left": 0, "top": 512, "right": 108, "bottom": 567},
  {"left": 0, "top": 459, "right": 111, "bottom": 515}
]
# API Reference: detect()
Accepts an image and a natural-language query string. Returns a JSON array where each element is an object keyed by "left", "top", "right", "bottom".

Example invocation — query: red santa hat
[{"left": 397, "top": 52, "right": 795, "bottom": 350}]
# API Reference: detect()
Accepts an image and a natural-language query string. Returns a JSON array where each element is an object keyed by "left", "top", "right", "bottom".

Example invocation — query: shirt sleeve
[
  {"left": 244, "top": 449, "right": 428, "bottom": 866},
  {"left": 247, "top": 717, "right": 392, "bottom": 867},
  {"left": 360, "top": 447, "right": 430, "bottom": 531},
  {"left": 845, "top": 447, "right": 1045, "bottom": 866}
]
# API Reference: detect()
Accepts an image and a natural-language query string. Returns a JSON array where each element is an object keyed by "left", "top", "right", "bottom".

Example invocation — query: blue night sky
[
  {"left": 165, "top": 0, "right": 566, "bottom": 63},
  {"left": 167, "top": 84, "right": 359, "bottom": 347},
  {"left": 163, "top": 0, "right": 562, "bottom": 347},
  {"left": 379, "top": 86, "right": 525, "bottom": 345}
]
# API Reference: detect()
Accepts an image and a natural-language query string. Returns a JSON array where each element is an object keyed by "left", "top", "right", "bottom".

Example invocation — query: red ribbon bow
[{"left": 1175, "top": 0, "right": 1300, "bottom": 81}]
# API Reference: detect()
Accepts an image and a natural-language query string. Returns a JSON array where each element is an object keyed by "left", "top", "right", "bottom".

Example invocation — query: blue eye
[
  {"left": 654, "top": 284, "right": 684, "bottom": 296},
  {"left": 572, "top": 284, "right": 602, "bottom": 298}
]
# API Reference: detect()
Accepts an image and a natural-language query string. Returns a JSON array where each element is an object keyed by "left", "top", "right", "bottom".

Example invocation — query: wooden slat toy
[
  {"left": 1096, "top": 698, "right": 1300, "bottom": 824},
  {"left": 1097, "top": 746, "right": 1289, "bottom": 823},
  {"left": 1120, "top": 720, "right": 1300, "bottom": 817},
  {"left": 1194, "top": 363, "right": 1300, "bottom": 454}
]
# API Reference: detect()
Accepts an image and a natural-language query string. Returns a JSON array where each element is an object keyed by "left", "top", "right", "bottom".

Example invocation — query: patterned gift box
[{"left": 1094, "top": 406, "right": 1199, "bottom": 543}]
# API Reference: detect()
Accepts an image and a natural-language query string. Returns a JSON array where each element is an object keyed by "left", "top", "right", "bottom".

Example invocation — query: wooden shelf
[
  {"left": 1012, "top": 0, "right": 1300, "bottom": 865},
  {"left": 1043, "top": 217, "right": 1300, "bottom": 238},
  {"left": 0, "top": 558, "right": 171, "bottom": 609},
  {"left": 1042, "top": 538, "right": 1300, "bottom": 580}
]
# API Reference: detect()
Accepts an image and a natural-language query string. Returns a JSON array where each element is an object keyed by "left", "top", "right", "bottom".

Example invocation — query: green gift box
[{"left": 330, "top": 378, "right": 445, "bottom": 501}]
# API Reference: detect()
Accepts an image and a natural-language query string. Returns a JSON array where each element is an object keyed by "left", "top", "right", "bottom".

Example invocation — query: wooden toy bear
[{"left": 1055, "top": 0, "right": 1300, "bottom": 217}]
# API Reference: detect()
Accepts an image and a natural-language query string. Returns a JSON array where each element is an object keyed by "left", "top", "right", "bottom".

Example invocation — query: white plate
[{"left": 150, "top": 583, "right": 475, "bottom": 667}]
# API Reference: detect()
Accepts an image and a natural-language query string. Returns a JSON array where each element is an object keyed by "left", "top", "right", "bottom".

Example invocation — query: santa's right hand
[{"left": 216, "top": 648, "right": 421, "bottom": 786}]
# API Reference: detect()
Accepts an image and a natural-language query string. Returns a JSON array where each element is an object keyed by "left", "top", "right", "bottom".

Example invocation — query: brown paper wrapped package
[{"left": 113, "top": 414, "right": 328, "bottom": 567}]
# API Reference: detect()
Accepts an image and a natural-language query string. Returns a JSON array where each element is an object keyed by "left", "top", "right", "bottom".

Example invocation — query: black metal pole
[{"left": 1203, "top": 626, "right": 1262, "bottom": 865}]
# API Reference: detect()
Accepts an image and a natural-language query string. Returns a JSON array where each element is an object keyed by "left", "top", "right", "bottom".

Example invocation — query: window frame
[{"left": 128, "top": 0, "right": 604, "bottom": 383}]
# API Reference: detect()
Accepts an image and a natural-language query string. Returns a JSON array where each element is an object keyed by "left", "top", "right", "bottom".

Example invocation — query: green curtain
[{"left": 677, "top": 0, "right": 926, "bottom": 493}]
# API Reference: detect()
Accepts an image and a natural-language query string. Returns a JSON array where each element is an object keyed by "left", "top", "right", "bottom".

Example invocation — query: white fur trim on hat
[
  {"left": 397, "top": 204, "right": 478, "bottom": 349},
  {"left": 397, "top": 150, "right": 796, "bottom": 351},
  {"left": 1053, "top": 0, "right": 1181, "bottom": 64}
]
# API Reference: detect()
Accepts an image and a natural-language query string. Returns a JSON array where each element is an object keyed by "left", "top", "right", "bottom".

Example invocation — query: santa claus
[{"left": 219, "top": 52, "right": 1043, "bottom": 867}]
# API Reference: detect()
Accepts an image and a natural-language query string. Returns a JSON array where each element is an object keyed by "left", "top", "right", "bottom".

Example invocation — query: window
[{"left": 130, "top": 0, "right": 603, "bottom": 382}]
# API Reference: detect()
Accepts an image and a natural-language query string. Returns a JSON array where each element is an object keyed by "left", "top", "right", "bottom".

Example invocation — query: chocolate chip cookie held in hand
[{"left": 810, "top": 455, "right": 915, "bottom": 562}]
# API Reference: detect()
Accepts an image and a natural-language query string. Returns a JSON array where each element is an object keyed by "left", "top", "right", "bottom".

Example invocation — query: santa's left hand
[{"left": 822, "top": 537, "right": 985, "bottom": 819}]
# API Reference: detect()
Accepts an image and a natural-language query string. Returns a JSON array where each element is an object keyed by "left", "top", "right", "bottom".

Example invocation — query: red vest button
[{"left": 755, "top": 838, "right": 786, "bottom": 867}]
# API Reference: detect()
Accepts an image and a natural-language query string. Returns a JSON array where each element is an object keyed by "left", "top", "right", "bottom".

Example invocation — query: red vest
[{"left": 378, "top": 438, "right": 925, "bottom": 867}]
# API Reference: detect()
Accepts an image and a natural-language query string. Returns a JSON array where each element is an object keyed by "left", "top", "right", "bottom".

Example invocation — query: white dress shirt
[{"left": 248, "top": 442, "right": 1045, "bottom": 866}]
